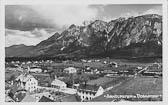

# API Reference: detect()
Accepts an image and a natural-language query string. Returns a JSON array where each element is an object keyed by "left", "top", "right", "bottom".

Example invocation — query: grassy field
[
  {"left": 87, "top": 76, "right": 129, "bottom": 89},
  {"left": 92, "top": 76, "right": 162, "bottom": 102},
  {"left": 109, "top": 76, "right": 162, "bottom": 95},
  {"left": 48, "top": 58, "right": 152, "bottom": 71}
]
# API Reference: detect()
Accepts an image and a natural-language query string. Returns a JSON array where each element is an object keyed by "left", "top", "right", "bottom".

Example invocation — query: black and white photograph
[{"left": 1, "top": 0, "right": 168, "bottom": 103}]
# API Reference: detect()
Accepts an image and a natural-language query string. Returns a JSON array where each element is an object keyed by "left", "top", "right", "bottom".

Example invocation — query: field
[
  {"left": 92, "top": 76, "right": 162, "bottom": 101},
  {"left": 110, "top": 76, "right": 162, "bottom": 95},
  {"left": 48, "top": 58, "right": 152, "bottom": 71},
  {"left": 87, "top": 76, "right": 129, "bottom": 89}
]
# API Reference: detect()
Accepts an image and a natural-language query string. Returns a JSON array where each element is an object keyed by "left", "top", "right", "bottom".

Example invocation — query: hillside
[{"left": 5, "top": 14, "right": 162, "bottom": 58}]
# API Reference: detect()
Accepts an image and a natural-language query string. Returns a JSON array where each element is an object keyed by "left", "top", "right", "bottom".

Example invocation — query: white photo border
[{"left": 0, "top": 0, "right": 167, "bottom": 105}]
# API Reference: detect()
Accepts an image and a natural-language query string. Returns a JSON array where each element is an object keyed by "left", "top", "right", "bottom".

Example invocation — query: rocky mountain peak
[{"left": 6, "top": 14, "right": 162, "bottom": 58}]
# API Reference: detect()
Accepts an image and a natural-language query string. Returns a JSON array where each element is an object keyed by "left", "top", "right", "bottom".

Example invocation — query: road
[{"left": 37, "top": 86, "right": 77, "bottom": 94}]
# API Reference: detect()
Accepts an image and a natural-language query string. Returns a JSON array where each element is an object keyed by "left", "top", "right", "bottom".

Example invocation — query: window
[{"left": 90, "top": 97, "right": 92, "bottom": 100}]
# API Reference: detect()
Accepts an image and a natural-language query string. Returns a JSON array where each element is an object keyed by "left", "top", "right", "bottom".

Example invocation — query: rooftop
[
  {"left": 64, "top": 67, "right": 77, "bottom": 71},
  {"left": 38, "top": 96, "right": 54, "bottom": 102},
  {"left": 51, "top": 79, "right": 66, "bottom": 86},
  {"left": 78, "top": 84, "right": 100, "bottom": 92},
  {"left": 15, "top": 73, "right": 34, "bottom": 82}
]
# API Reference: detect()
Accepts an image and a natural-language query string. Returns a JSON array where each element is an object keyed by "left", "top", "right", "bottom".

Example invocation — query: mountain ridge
[{"left": 6, "top": 14, "right": 162, "bottom": 58}]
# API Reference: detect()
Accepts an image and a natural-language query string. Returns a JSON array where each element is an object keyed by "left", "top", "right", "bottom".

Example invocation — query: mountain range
[{"left": 6, "top": 14, "right": 162, "bottom": 59}]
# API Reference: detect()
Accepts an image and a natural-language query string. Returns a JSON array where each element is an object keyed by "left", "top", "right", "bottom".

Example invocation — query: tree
[
  {"left": 8, "top": 74, "right": 16, "bottom": 82},
  {"left": 49, "top": 70, "right": 55, "bottom": 80},
  {"left": 79, "top": 73, "right": 89, "bottom": 85},
  {"left": 46, "top": 77, "right": 52, "bottom": 87}
]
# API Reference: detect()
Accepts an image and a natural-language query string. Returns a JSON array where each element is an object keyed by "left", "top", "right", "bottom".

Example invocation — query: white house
[
  {"left": 15, "top": 73, "right": 38, "bottom": 92},
  {"left": 77, "top": 84, "right": 104, "bottom": 101},
  {"left": 28, "top": 67, "right": 42, "bottom": 73},
  {"left": 64, "top": 67, "right": 77, "bottom": 74},
  {"left": 51, "top": 79, "right": 67, "bottom": 89}
]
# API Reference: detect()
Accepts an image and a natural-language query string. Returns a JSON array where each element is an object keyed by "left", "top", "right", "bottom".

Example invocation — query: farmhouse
[
  {"left": 77, "top": 84, "right": 104, "bottom": 101},
  {"left": 51, "top": 79, "right": 67, "bottom": 89},
  {"left": 15, "top": 73, "right": 38, "bottom": 92},
  {"left": 64, "top": 67, "right": 77, "bottom": 74},
  {"left": 28, "top": 66, "right": 42, "bottom": 73},
  {"left": 84, "top": 69, "right": 94, "bottom": 74}
]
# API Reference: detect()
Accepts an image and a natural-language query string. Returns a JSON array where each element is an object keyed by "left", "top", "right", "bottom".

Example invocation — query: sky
[{"left": 5, "top": 4, "right": 162, "bottom": 47}]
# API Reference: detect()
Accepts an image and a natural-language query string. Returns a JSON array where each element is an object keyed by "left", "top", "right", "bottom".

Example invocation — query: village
[{"left": 5, "top": 58, "right": 162, "bottom": 102}]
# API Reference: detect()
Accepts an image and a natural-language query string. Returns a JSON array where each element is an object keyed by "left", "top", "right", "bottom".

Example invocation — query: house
[
  {"left": 81, "top": 59, "right": 87, "bottom": 63},
  {"left": 73, "top": 84, "right": 80, "bottom": 89},
  {"left": 85, "top": 69, "right": 94, "bottom": 74},
  {"left": 103, "top": 61, "right": 108, "bottom": 64},
  {"left": 152, "top": 62, "right": 161, "bottom": 69},
  {"left": 87, "top": 60, "right": 92, "bottom": 63},
  {"left": 64, "top": 67, "right": 77, "bottom": 74},
  {"left": 28, "top": 66, "right": 42, "bottom": 73},
  {"left": 26, "top": 61, "right": 32, "bottom": 64},
  {"left": 77, "top": 84, "right": 104, "bottom": 101},
  {"left": 15, "top": 73, "right": 38, "bottom": 92},
  {"left": 51, "top": 79, "right": 67, "bottom": 89}
]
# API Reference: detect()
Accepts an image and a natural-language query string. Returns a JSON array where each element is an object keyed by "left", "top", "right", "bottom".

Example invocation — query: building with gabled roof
[
  {"left": 64, "top": 67, "right": 77, "bottom": 74},
  {"left": 77, "top": 84, "right": 104, "bottom": 101},
  {"left": 51, "top": 79, "right": 67, "bottom": 89},
  {"left": 15, "top": 73, "right": 38, "bottom": 92}
]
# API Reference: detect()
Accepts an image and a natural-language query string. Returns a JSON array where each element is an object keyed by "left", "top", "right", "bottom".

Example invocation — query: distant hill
[
  {"left": 5, "top": 44, "right": 34, "bottom": 57},
  {"left": 5, "top": 14, "right": 162, "bottom": 58}
]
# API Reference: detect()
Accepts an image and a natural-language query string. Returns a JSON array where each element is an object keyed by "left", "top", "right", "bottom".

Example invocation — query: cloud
[
  {"left": 141, "top": 6, "right": 162, "bottom": 15},
  {"left": 5, "top": 5, "right": 56, "bottom": 31},
  {"left": 5, "top": 5, "right": 162, "bottom": 47},
  {"left": 121, "top": 6, "right": 162, "bottom": 18},
  {"left": 5, "top": 28, "right": 56, "bottom": 47},
  {"left": 29, "top": 5, "right": 98, "bottom": 28},
  {"left": 101, "top": 5, "right": 162, "bottom": 22},
  {"left": 5, "top": 5, "right": 98, "bottom": 47}
]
